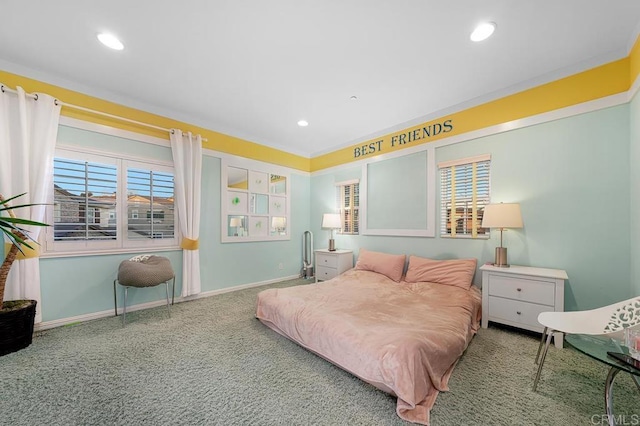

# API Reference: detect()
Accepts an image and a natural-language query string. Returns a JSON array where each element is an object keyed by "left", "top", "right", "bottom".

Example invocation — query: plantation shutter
[
  {"left": 439, "top": 155, "right": 491, "bottom": 238},
  {"left": 53, "top": 158, "right": 117, "bottom": 241},
  {"left": 335, "top": 180, "right": 359, "bottom": 234},
  {"left": 127, "top": 168, "right": 175, "bottom": 240}
]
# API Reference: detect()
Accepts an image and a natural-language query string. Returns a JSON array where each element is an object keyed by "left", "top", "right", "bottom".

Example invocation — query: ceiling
[{"left": 2, "top": 1, "right": 640, "bottom": 158}]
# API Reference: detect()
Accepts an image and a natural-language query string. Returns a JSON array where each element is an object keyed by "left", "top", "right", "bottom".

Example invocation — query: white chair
[{"left": 533, "top": 296, "right": 640, "bottom": 391}]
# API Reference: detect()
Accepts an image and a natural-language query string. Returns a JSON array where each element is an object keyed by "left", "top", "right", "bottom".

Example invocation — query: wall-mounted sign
[{"left": 353, "top": 119, "right": 453, "bottom": 158}]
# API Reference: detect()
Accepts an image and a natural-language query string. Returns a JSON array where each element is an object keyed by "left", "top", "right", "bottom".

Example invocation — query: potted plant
[{"left": 0, "top": 193, "right": 48, "bottom": 356}]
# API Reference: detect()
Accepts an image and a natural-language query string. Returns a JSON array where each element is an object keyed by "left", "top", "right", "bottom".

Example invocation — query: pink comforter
[{"left": 256, "top": 269, "right": 482, "bottom": 425}]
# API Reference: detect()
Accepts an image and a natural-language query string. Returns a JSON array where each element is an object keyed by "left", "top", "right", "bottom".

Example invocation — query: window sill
[
  {"left": 440, "top": 234, "right": 490, "bottom": 240},
  {"left": 41, "top": 246, "right": 182, "bottom": 259}
]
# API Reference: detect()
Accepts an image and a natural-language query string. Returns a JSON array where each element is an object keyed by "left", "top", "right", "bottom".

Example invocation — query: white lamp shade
[
  {"left": 229, "top": 217, "right": 242, "bottom": 227},
  {"left": 271, "top": 217, "right": 286, "bottom": 228},
  {"left": 322, "top": 213, "right": 341, "bottom": 229},
  {"left": 481, "top": 203, "right": 523, "bottom": 228}
]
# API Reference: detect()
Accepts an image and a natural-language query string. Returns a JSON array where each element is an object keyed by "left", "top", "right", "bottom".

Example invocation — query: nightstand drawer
[
  {"left": 488, "top": 296, "right": 547, "bottom": 329},
  {"left": 316, "top": 266, "right": 338, "bottom": 281},
  {"left": 316, "top": 254, "right": 337, "bottom": 268},
  {"left": 488, "top": 275, "right": 555, "bottom": 306}
]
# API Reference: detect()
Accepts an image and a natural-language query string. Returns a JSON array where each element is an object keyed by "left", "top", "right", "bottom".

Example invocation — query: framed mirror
[
  {"left": 271, "top": 216, "right": 287, "bottom": 236},
  {"left": 227, "top": 215, "right": 247, "bottom": 237},
  {"left": 221, "top": 160, "right": 290, "bottom": 243},
  {"left": 227, "top": 191, "right": 248, "bottom": 213},
  {"left": 250, "top": 193, "right": 269, "bottom": 214},
  {"left": 249, "top": 171, "right": 269, "bottom": 193},
  {"left": 270, "top": 174, "right": 286, "bottom": 194},
  {"left": 227, "top": 167, "right": 248, "bottom": 190}
]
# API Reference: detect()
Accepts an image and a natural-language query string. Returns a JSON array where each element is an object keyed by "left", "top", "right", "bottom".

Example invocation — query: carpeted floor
[{"left": 0, "top": 277, "right": 638, "bottom": 425}]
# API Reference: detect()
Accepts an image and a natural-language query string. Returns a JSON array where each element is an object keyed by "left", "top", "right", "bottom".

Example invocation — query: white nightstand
[
  {"left": 314, "top": 249, "right": 353, "bottom": 282},
  {"left": 480, "top": 264, "right": 568, "bottom": 348}
]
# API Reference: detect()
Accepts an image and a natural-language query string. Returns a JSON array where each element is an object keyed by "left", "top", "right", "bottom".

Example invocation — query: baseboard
[{"left": 35, "top": 274, "right": 301, "bottom": 331}]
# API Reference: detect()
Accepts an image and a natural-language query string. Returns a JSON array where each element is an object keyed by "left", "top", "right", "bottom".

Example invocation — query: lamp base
[
  {"left": 328, "top": 239, "right": 336, "bottom": 251},
  {"left": 493, "top": 247, "right": 510, "bottom": 267}
]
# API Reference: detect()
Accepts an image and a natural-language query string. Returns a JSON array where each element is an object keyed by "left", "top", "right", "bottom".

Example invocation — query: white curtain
[
  {"left": 170, "top": 129, "right": 202, "bottom": 297},
  {"left": 0, "top": 86, "right": 61, "bottom": 323}
]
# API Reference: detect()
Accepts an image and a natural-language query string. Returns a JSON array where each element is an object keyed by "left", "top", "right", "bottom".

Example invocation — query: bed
[{"left": 256, "top": 250, "right": 482, "bottom": 425}]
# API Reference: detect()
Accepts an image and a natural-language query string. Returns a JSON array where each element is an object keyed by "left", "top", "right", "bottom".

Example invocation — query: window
[
  {"left": 53, "top": 157, "right": 117, "bottom": 242},
  {"left": 47, "top": 148, "right": 177, "bottom": 254},
  {"left": 439, "top": 154, "right": 491, "bottom": 238},
  {"left": 127, "top": 168, "right": 175, "bottom": 241},
  {"left": 336, "top": 180, "right": 359, "bottom": 234}
]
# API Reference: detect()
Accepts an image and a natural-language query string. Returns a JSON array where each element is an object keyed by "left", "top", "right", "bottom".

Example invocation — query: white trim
[
  {"left": 34, "top": 274, "right": 300, "bottom": 331},
  {"left": 335, "top": 179, "right": 359, "bottom": 186},
  {"left": 629, "top": 74, "right": 640, "bottom": 102},
  {"left": 440, "top": 234, "right": 490, "bottom": 240},
  {"left": 56, "top": 143, "right": 173, "bottom": 168},
  {"left": 438, "top": 154, "right": 491, "bottom": 169},
  {"left": 62, "top": 116, "right": 311, "bottom": 177},
  {"left": 180, "top": 274, "right": 299, "bottom": 301},
  {"left": 41, "top": 246, "right": 181, "bottom": 259},
  {"left": 310, "top": 51, "right": 628, "bottom": 158},
  {"left": 430, "top": 92, "right": 627, "bottom": 149},
  {"left": 311, "top": 91, "right": 628, "bottom": 177},
  {"left": 202, "top": 146, "right": 309, "bottom": 177},
  {"left": 312, "top": 137, "right": 440, "bottom": 177},
  {"left": 360, "top": 147, "right": 436, "bottom": 237},
  {"left": 60, "top": 116, "right": 170, "bottom": 147}
]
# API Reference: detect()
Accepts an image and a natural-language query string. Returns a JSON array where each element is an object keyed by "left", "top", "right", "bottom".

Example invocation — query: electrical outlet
[{"left": 278, "top": 263, "right": 284, "bottom": 270}]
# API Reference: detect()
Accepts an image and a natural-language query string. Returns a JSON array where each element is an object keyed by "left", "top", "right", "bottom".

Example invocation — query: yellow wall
[
  {"left": 3, "top": 34, "right": 640, "bottom": 173},
  {"left": 311, "top": 57, "right": 631, "bottom": 171},
  {"left": 0, "top": 70, "right": 310, "bottom": 172}
]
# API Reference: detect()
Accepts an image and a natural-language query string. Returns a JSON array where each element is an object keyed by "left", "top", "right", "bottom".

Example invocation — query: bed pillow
[
  {"left": 354, "top": 249, "right": 406, "bottom": 282},
  {"left": 404, "top": 256, "right": 477, "bottom": 289}
]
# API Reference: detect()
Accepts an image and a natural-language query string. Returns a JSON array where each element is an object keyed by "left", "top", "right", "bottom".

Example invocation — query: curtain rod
[{"left": 1, "top": 84, "right": 208, "bottom": 142}]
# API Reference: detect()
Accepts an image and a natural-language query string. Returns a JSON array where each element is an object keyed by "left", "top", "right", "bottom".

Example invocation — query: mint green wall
[
  {"left": 367, "top": 151, "right": 428, "bottom": 230},
  {"left": 311, "top": 105, "right": 631, "bottom": 311},
  {"left": 199, "top": 156, "right": 310, "bottom": 289},
  {"left": 10, "top": 103, "right": 635, "bottom": 321},
  {"left": 630, "top": 92, "right": 640, "bottom": 297},
  {"left": 40, "top": 251, "right": 182, "bottom": 321},
  {"left": 36, "top": 126, "right": 310, "bottom": 323}
]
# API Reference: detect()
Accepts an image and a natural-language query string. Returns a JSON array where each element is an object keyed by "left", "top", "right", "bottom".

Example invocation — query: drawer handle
[
  {"left": 516, "top": 311, "right": 522, "bottom": 315},
  {"left": 517, "top": 288, "right": 522, "bottom": 292}
]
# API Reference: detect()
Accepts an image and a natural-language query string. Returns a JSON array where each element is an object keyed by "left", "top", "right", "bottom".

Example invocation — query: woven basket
[{"left": 0, "top": 299, "right": 37, "bottom": 356}]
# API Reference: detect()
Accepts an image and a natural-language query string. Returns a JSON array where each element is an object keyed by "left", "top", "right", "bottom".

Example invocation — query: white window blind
[
  {"left": 439, "top": 155, "right": 491, "bottom": 238},
  {"left": 53, "top": 158, "right": 117, "bottom": 241},
  {"left": 126, "top": 168, "right": 175, "bottom": 241},
  {"left": 48, "top": 148, "right": 178, "bottom": 254},
  {"left": 336, "top": 180, "right": 359, "bottom": 234}
]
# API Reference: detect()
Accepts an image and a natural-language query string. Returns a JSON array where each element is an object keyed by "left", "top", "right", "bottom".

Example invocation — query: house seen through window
[{"left": 51, "top": 151, "right": 176, "bottom": 252}]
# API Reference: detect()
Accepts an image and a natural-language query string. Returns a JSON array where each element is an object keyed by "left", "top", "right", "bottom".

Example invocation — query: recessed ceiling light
[
  {"left": 297, "top": 120, "right": 309, "bottom": 127},
  {"left": 97, "top": 33, "right": 124, "bottom": 50},
  {"left": 470, "top": 22, "right": 496, "bottom": 42}
]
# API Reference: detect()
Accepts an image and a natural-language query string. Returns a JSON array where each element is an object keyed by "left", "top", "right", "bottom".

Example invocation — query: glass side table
[{"left": 565, "top": 334, "right": 640, "bottom": 426}]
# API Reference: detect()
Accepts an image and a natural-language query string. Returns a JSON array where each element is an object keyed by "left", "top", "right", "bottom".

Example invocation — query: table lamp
[
  {"left": 229, "top": 217, "right": 242, "bottom": 236},
  {"left": 271, "top": 216, "right": 286, "bottom": 234},
  {"left": 321, "top": 213, "right": 341, "bottom": 251},
  {"left": 481, "top": 203, "right": 523, "bottom": 267}
]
